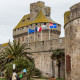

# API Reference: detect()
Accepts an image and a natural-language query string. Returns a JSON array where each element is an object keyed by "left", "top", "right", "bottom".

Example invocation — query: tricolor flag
[
  {"left": 37, "top": 27, "right": 42, "bottom": 31},
  {"left": 49, "top": 23, "right": 57, "bottom": 28},
  {"left": 35, "top": 27, "right": 42, "bottom": 32}
]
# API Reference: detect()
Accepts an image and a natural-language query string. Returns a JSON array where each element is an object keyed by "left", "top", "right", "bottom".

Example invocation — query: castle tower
[
  {"left": 64, "top": 2, "right": 80, "bottom": 80},
  {"left": 13, "top": 1, "right": 61, "bottom": 43},
  {"left": 13, "top": 1, "right": 63, "bottom": 78}
]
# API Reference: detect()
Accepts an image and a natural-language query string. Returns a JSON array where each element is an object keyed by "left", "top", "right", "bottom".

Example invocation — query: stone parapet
[{"left": 27, "top": 38, "right": 65, "bottom": 53}]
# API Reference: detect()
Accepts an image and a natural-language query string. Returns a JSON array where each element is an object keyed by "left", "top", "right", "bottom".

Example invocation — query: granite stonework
[
  {"left": 0, "top": 1, "right": 80, "bottom": 80},
  {"left": 65, "top": 2, "right": 80, "bottom": 80}
]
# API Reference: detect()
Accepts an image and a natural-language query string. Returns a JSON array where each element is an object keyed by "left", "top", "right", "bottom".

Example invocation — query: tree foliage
[
  {"left": 51, "top": 49, "right": 65, "bottom": 78},
  {"left": 0, "top": 41, "right": 41, "bottom": 80},
  {"left": 51, "top": 49, "right": 65, "bottom": 64},
  {"left": 0, "top": 40, "right": 31, "bottom": 70}
]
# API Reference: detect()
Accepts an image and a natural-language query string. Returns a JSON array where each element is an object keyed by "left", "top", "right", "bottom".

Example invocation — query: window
[
  {"left": 42, "top": 41, "right": 44, "bottom": 45},
  {"left": 51, "top": 30, "right": 53, "bottom": 32},
  {"left": 22, "top": 20, "right": 25, "bottom": 22},
  {"left": 44, "top": 23, "right": 46, "bottom": 25},
  {"left": 27, "top": 18, "right": 30, "bottom": 20},
  {"left": 36, "top": 23, "right": 37, "bottom": 25},
  {"left": 31, "top": 24, "right": 32, "bottom": 26},
  {"left": 14, "top": 29, "right": 16, "bottom": 31},
  {"left": 18, "top": 28, "right": 19, "bottom": 30},
  {"left": 38, "top": 34, "right": 40, "bottom": 37},
  {"left": 22, "top": 27, "right": 24, "bottom": 29}
]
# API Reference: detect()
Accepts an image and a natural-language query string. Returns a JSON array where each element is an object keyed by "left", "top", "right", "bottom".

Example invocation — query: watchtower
[{"left": 64, "top": 2, "right": 80, "bottom": 80}]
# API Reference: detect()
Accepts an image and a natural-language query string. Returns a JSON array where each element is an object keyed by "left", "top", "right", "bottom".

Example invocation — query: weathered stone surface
[{"left": 65, "top": 2, "right": 80, "bottom": 80}]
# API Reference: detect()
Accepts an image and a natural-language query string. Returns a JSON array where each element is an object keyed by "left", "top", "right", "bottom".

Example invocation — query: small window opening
[
  {"left": 38, "top": 34, "right": 40, "bottom": 37},
  {"left": 36, "top": 23, "right": 37, "bottom": 25},
  {"left": 27, "top": 18, "right": 30, "bottom": 20},
  {"left": 44, "top": 23, "right": 46, "bottom": 25},
  {"left": 22, "top": 20, "right": 25, "bottom": 22}
]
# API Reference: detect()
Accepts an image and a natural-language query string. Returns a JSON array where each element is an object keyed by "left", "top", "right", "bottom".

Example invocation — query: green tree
[
  {"left": 0, "top": 40, "right": 31, "bottom": 70},
  {"left": 5, "top": 57, "right": 35, "bottom": 80},
  {"left": 51, "top": 49, "right": 65, "bottom": 79},
  {"left": 0, "top": 41, "right": 41, "bottom": 80}
]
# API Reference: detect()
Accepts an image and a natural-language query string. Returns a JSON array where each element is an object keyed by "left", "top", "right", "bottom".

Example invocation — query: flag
[
  {"left": 28, "top": 28, "right": 35, "bottom": 33},
  {"left": 49, "top": 23, "right": 53, "bottom": 28},
  {"left": 49, "top": 23, "right": 57, "bottom": 28},
  {"left": 42, "top": 25, "right": 48, "bottom": 30},
  {"left": 35, "top": 27, "right": 37, "bottom": 32},
  {"left": 37, "top": 27, "right": 42, "bottom": 31},
  {"left": 53, "top": 23, "right": 57, "bottom": 28},
  {"left": 35, "top": 27, "right": 42, "bottom": 32}
]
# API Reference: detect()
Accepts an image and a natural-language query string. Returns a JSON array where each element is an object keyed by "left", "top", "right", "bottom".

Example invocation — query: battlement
[
  {"left": 30, "top": 1, "right": 51, "bottom": 21},
  {"left": 37, "top": 1, "right": 45, "bottom": 7},
  {"left": 70, "top": 2, "right": 80, "bottom": 10},
  {"left": 64, "top": 2, "right": 80, "bottom": 26},
  {"left": 70, "top": 2, "right": 80, "bottom": 20},
  {"left": 27, "top": 38, "right": 65, "bottom": 53}
]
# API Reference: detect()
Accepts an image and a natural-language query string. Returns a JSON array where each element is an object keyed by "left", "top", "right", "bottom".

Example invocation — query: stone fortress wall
[
  {"left": 27, "top": 38, "right": 65, "bottom": 77},
  {"left": 1, "top": 1, "right": 80, "bottom": 79},
  {"left": 13, "top": 22, "right": 61, "bottom": 43},
  {"left": 13, "top": 1, "right": 65, "bottom": 78},
  {"left": 64, "top": 2, "right": 80, "bottom": 80}
]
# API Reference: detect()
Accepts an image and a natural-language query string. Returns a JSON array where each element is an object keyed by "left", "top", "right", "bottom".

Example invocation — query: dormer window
[
  {"left": 27, "top": 18, "right": 30, "bottom": 20},
  {"left": 22, "top": 20, "right": 25, "bottom": 22}
]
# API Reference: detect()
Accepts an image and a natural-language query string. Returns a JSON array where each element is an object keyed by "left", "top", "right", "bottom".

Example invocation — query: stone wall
[
  {"left": 27, "top": 38, "right": 65, "bottom": 78},
  {"left": 65, "top": 2, "right": 80, "bottom": 80},
  {"left": 12, "top": 1, "right": 64, "bottom": 78},
  {"left": 13, "top": 22, "right": 61, "bottom": 43}
]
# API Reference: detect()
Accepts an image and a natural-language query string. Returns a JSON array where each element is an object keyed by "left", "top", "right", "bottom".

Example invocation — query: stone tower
[
  {"left": 13, "top": 1, "right": 65, "bottom": 78},
  {"left": 30, "top": 1, "right": 51, "bottom": 21},
  {"left": 64, "top": 2, "right": 80, "bottom": 80}
]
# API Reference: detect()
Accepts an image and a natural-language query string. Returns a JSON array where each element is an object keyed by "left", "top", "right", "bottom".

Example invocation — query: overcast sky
[{"left": 0, "top": 0, "right": 80, "bottom": 44}]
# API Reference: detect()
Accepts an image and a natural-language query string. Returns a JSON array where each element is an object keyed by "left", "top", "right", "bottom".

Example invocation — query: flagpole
[
  {"left": 49, "top": 26, "right": 50, "bottom": 40},
  {"left": 41, "top": 28, "right": 42, "bottom": 41},
  {"left": 34, "top": 30, "right": 35, "bottom": 42},
  {"left": 28, "top": 29, "right": 29, "bottom": 44}
]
